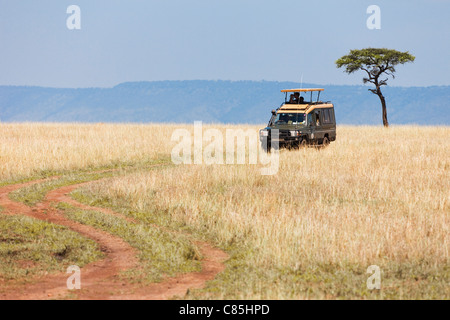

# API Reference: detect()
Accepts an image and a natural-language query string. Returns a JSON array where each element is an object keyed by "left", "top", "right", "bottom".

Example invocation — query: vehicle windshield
[{"left": 274, "top": 113, "right": 306, "bottom": 126}]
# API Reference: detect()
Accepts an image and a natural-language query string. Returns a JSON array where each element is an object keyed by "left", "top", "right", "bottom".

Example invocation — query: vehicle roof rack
[{"left": 280, "top": 88, "right": 324, "bottom": 93}]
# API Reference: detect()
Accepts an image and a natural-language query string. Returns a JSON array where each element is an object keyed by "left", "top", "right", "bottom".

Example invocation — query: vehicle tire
[
  {"left": 261, "top": 140, "right": 271, "bottom": 153},
  {"left": 299, "top": 138, "right": 307, "bottom": 148},
  {"left": 322, "top": 136, "right": 330, "bottom": 147},
  {"left": 287, "top": 142, "right": 298, "bottom": 150}
]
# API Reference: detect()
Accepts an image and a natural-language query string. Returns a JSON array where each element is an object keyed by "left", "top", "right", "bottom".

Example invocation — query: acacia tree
[{"left": 336, "top": 48, "right": 415, "bottom": 127}]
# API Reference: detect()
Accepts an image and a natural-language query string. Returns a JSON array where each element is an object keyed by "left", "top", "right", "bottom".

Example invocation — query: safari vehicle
[{"left": 259, "top": 88, "right": 336, "bottom": 151}]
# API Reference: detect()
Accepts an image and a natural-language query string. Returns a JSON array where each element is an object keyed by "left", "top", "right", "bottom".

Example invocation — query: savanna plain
[{"left": 0, "top": 123, "right": 448, "bottom": 299}]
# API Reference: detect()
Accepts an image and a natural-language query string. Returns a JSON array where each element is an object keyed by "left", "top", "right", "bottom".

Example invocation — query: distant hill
[{"left": 0, "top": 81, "right": 449, "bottom": 125}]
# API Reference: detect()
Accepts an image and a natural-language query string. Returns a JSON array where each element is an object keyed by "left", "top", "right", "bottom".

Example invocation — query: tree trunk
[{"left": 377, "top": 91, "right": 389, "bottom": 127}]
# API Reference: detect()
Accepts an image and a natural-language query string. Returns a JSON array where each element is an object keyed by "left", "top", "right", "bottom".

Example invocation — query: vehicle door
[
  {"left": 321, "top": 108, "right": 335, "bottom": 139},
  {"left": 313, "top": 109, "right": 324, "bottom": 141}
]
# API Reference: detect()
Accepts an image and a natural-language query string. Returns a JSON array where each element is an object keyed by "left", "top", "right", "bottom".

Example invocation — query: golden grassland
[
  {"left": 0, "top": 123, "right": 449, "bottom": 299},
  {"left": 0, "top": 123, "right": 174, "bottom": 182}
]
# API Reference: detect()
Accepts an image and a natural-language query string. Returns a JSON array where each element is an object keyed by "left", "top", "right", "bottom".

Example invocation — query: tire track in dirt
[
  {"left": 0, "top": 173, "right": 228, "bottom": 300},
  {"left": 0, "top": 177, "right": 139, "bottom": 299}
]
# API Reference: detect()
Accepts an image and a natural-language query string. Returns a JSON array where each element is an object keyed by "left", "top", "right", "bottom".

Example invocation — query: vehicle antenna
[{"left": 300, "top": 74, "right": 303, "bottom": 100}]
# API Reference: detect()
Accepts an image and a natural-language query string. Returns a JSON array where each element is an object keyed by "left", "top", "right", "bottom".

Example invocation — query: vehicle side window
[
  {"left": 314, "top": 110, "right": 321, "bottom": 126},
  {"left": 307, "top": 114, "right": 313, "bottom": 126},
  {"left": 323, "top": 109, "right": 331, "bottom": 124}
]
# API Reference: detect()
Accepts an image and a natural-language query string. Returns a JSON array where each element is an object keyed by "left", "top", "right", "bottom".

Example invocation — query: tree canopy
[
  {"left": 336, "top": 48, "right": 415, "bottom": 89},
  {"left": 336, "top": 48, "right": 415, "bottom": 126}
]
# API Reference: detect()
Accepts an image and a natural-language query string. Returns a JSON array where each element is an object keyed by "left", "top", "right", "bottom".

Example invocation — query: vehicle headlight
[
  {"left": 290, "top": 131, "right": 298, "bottom": 137},
  {"left": 260, "top": 130, "right": 269, "bottom": 137}
]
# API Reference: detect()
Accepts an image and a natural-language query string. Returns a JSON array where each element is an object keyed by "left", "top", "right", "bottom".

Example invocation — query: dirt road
[{"left": 0, "top": 175, "right": 228, "bottom": 300}]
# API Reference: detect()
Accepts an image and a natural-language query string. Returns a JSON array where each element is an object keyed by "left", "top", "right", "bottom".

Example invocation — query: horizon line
[{"left": 1, "top": 80, "right": 450, "bottom": 90}]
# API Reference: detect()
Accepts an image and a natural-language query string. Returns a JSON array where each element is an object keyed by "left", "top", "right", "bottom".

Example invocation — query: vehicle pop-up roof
[
  {"left": 278, "top": 88, "right": 331, "bottom": 114},
  {"left": 281, "top": 88, "right": 324, "bottom": 105},
  {"left": 280, "top": 88, "right": 324, "bottom": 93}
]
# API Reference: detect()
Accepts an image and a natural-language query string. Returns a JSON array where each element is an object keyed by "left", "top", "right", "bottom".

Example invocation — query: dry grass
[
  {"left": 78, "top": 125, "right": 449, "bottom": 298},
  {"left": 0, "top": 123, "right": 176, "bottom": 182},
  {"left": 1, "top": 123, "right": 449, "bottom": 298},
  {"left": 84, "top": 126, "right": 449, "bottom": 263}
]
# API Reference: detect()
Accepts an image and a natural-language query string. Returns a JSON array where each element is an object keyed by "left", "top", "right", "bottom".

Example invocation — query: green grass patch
[
  {"left": 71, "top": 188, "right": 174, "bottom": 230},
  {"left": 8, "top": 157, "right": 173, "bottom": 207},
  {"left": 0, "top": 154, "right": 172, "bottom": 188},
  {"left": 0, "top": 215, "right": 103, "bottom": 281},
  {"left": 184, "top": 254, "right": 449, "bottom": 299},
  {"left": 57, "top": 202, "right": 201, "bottom": 283},
  {"left": 9, "top": 171, "right": 119, "bottom": 207}
]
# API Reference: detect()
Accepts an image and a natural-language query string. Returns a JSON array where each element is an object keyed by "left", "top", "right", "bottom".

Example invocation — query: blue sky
[{"left": 0, "top": 0, "right": 449, "bottom": 88}]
